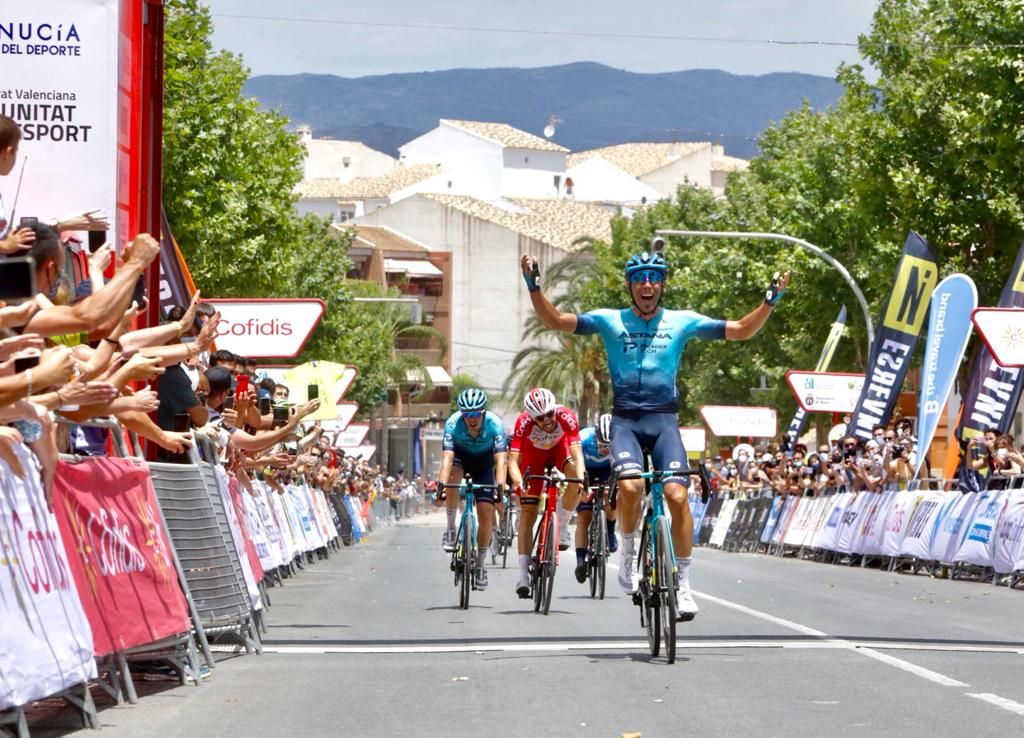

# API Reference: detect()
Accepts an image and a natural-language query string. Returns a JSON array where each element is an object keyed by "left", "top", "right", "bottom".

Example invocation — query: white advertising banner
[
  {"left": 336, "top": 423, "right": 370, "bottom": 447},
  {"left": 0, "top": 1, "right": 120, "bottom": 239},
  {"left": 709, "top": 500, "right": 738, "bottom": 548},
  {"left": 853, "top": 491, "right": 897, "bottom": 556},
  {"left": 341, "top": 444, "right": 377, "bottom": 461},
  {"left": 955, "top": 489, "right": 1009, "bottom": 567},
  {"left": 881, "top": 490, "right": 917, "bottom": 557},
  {"left": 992, "top": 490, "right": 1024, "bottom": 574},
  {"left": 700, "top": 405, "right": 777, "bottom": 438},
  {"left": 897, "top": 490, "right": 949, "bottom": 560},
  {"left": 205, "top": 299, "right": 326, "bottom": 358},
  {"left": 0, "top": 446, "right": 96, "bottom": 710},
  {"left": 929, "top": 492, "right": 980, "bottom": 563},
  {"left": 213, "top": 468, "right": 261, "bottom": 611},
  {"left": 678, "top": 426, "right": 707, "bottom": 453},
  {"left": 786, "top": 371, "right": 866, "bottom": 413},
  {"left": 972, "top": 307, "right": 1024, "bottom": 367}
]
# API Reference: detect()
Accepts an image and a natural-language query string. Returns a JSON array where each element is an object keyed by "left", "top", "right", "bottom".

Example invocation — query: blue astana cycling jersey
[
  {"left": 575, "top": 307, "right": 726, "bottom": 413},
  {"left": 579, "top": 427, "right": 611, "bottom": 473},
  {"left": 442, "top": 411, "right": 508, "bottom": 457}
]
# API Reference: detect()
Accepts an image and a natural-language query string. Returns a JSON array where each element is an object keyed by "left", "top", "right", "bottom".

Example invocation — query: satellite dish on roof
[{"left": 544, "top": 115, "right": 562, "bottom": 139}]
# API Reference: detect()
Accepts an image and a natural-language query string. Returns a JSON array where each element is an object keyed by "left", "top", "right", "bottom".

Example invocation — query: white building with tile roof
[
  {"left": 294, "top": 126, "right": 398, "bottom": 220},
  {"left": 354, "top": 193, "right": 616, "bottom": 401},
  {"left": 568, "top": 141, "right": 722, "bottom": 198},
  {"left": 399, "top": 119, "right": 570, "bottom": 201}
]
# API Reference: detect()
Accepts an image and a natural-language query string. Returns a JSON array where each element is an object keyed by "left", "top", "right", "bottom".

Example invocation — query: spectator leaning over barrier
[{"left": 987, "top": 435, "right": 1021, "bottom": 489}]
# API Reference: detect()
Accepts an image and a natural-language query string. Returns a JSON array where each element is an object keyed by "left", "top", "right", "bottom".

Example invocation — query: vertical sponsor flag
[
  {"left": 914, "top": 274, "right": 978, "bottom": 477},
  {"left": 956, "top": 242, "right": 1024, "bottom": 441},
  {"left": 159, "top": 209, "right": 198, "bottom": 315},
  {"left": 847, "top": 232, "right": 938, "bottom": 441},
  {"left": 784, "top": 306, "right": 847, "bottom": 448}
]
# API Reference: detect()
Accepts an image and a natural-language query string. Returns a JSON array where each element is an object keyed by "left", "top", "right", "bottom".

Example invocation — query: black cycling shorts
[
  {"left": 452, "top": 452, "right": 497, "bottom": 504},
  {"left": 610, "top": 411, "right": 689, "bottom": 486}
]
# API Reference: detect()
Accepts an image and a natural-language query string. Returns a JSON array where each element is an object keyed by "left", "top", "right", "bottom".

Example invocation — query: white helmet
[{"left": 524, "top": 387, "right": 557, "bottom": 419}]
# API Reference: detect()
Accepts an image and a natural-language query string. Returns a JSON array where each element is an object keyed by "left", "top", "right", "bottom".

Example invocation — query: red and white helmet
[{"left": 524, "top": 387, "right": 557, "bottom": 419}]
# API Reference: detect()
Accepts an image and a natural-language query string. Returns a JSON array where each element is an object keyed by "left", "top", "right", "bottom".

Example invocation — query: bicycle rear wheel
[
  {"left": 656, "top": 517, "right": 677, "bottom": 664},
  {"left": 596, "top": 508, "right": 608, "bottom": 600},
  {"left": 640, "top": 519, "right": 659, "bottom": 657},
  {"left": 501, "top": 505, "right": 513, "bottom": 569},
  {"left": 541, "top": 514, "right": 557, "bottom": 615}
]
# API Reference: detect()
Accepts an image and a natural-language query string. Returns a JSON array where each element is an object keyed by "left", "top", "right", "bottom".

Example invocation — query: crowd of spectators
[{"left": 0, "top": 113, "right": 435, "bottom": 520}]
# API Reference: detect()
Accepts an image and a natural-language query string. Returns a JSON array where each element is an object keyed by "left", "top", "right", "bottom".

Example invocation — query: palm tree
[
  {"left": 503, "top": 244, "right": 612, "bottom": 424},
  {"left": 380, "top": 304, "right": 449, "bottom": 414}
]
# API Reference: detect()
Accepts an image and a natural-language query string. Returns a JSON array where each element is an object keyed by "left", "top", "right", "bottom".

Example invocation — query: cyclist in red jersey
[{"left": 507, "top": 387, "right": 586, "bottom": 598}]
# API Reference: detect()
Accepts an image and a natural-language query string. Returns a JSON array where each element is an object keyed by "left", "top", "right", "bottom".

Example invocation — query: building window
[
  {"left": 524, "top": 156, "right": 529, "bottom": 164},
  {"left": 342, "top": 156, "right": 351, "bottom": 168}
]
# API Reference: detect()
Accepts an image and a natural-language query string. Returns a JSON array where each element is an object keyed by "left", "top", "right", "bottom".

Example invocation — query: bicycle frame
[
  {"left": 442, "top": 479, "right": 498, "bottom": 609},
  {"left": 523, "top": 471, "right": 584, "bottom": 614}
]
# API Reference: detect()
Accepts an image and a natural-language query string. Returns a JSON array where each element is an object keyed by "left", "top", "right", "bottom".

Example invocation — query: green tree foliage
[{"left": 162, "top": 0, "right": 402, "bottom": 414}]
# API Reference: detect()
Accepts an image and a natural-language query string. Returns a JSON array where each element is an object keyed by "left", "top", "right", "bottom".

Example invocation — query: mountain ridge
[{"left": 244, "top": 61, "right": 843, "bottom": 159}]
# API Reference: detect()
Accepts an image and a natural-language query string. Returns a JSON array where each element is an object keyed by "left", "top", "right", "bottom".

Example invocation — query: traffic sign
[
  {"left": 785, "top": 371, "right": 866, "bottom": 413},
  {"left": 972, "top": 308, "right": 1024, "bottom": 367}
]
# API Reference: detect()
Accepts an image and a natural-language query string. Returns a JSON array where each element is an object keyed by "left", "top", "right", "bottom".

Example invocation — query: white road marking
[
  {"left": 966, "top": 693, "right": 1024, "bottom": 717},
  {"left": 261, "top": 639, "right": 1024, "bottom": 656},
  {"left": 853, "top": 647, "right": 968, "bottom": 687}
]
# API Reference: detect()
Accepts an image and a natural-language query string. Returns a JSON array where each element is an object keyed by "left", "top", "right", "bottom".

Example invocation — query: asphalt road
[{"left": 34, "top": 511, "right": 1024, "bottom": 738}]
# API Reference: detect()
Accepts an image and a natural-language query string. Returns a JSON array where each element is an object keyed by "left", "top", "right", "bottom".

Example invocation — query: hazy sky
[{"left": 205, "top": 1, "right": 879, "bottom": 79}]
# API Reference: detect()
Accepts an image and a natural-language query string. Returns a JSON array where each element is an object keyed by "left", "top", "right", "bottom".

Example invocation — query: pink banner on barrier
[
  {"left": 227, "top": 475, "right": 265, "bottom": 585},
  {"left": 53, "top": 458, "right": 190, "bottom": 657}
]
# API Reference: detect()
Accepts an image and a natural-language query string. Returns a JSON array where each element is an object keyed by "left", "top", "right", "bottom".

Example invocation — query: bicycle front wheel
[
  {"left": 460, "top": 533, "right": 473, "bottom": 611},
  {"left": 656, "top": 517, "right": 677, "bottom": 664},
  {"left": 541, "top": 513, "right": 557, "bottom": 615},
  {"left": 593, "top": 507, "right": 608, "bottom": 600},
  {"left": 640, "top": 519, "right": 659, "bottom": 657}
]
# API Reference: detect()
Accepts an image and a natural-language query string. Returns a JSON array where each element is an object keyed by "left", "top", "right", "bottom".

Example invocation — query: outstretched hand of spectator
[
  {"left": 55, "top": 209, "right": 109, "bottom": 232},
  {"left": 0, "top": 333, "right": 44, "bottom": 361},
  {"left": 297, "top": 398, "right": 321, "bottom": 418},
  {"left": 0, "top": 226, "right": 35, "bottom": 255},
  {"left": 122, "top": 233, "right": 160, "bottom": 268},
  {"left": 0, "top": 299, "right": 40, "bottom": 329}
]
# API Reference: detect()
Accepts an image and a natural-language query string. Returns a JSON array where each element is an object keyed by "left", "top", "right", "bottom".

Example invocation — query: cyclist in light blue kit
[
  {"left": 573, "top": 413, "right": 619, "bottom": 583},
  {"left": 521, "top": 246, "right": 789, "bottom": 619},
  {"left": 438, "top": 388, "right": 508, "bottom": 591}
]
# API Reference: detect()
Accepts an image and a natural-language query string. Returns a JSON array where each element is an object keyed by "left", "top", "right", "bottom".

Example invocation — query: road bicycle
[
  {"left": 490, "top": 486, "right": 518, "bottom": 569},
  {"left": 583, "top": 477, "right": 611, "bottom": 600},
  {"left": 442, "top": 478, "right": 497, "bottom": 610},
  {"left": 524, "top": 470, "right": 584, "bottom": 615},
  {"left": 611, "top": 463, "right": 711, "bottom": 663}
]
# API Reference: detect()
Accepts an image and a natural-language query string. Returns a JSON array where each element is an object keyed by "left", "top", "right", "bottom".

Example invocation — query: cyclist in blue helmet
[
  {"left": 521, "top": 243, "right": 790, "bottom": 620},
  {"left": 437, "top": 387, "right": 509, "bottom": 591}
]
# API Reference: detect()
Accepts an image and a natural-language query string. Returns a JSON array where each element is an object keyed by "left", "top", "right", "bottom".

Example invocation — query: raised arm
[
  {"left": 520, "top": 254, "right": 578, "bottom": 333},
  {"left": 725, "top": 270, "right": 791, "bottom": 341}
]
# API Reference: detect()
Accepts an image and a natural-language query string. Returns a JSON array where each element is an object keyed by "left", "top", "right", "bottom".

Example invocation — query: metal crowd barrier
[{"left": 55, "top": 416, "right": 206, "bottom": 710}]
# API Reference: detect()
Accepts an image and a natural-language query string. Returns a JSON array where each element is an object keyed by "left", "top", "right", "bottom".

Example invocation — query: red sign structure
[
  {"left": 972, "top": 308, "right": 1024, "bottom": 367},
  {"left": 52, "top": 457, "right": 190, "bottom": 656}
]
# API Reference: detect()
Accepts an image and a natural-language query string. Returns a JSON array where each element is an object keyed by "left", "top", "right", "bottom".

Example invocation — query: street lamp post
[{"left": 654, "top": 229, "right": 874, "bottom": 357}]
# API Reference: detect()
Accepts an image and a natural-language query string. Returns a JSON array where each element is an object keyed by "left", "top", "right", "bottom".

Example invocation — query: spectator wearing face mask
[{"left": 987, "top": 435, "right": 1021, "bottom": 489}]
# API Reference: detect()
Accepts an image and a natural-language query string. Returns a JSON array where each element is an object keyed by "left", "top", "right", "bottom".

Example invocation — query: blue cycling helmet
[
  {"left": 624, "top": 251, "right": 668, "bottom": 279},
  {"left": 457, "top": 388, "right": 488, "bottom": 412}
]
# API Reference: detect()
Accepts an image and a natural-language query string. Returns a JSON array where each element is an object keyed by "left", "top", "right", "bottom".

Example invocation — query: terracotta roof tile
[
  {"left": 567, "top": 142, "right": 711, "bottom": 178},
  {"left": 711, "top": 155, "right": 750, "bottom": 173},
  {"left": 313, "top": 164, "right": 440, "bottom": 200},
  {"left": 424, "top": 194, "right": 613, "bottom": 251},
  {"left": 441, "top": 119, "right": 568, "bottom": 153}
]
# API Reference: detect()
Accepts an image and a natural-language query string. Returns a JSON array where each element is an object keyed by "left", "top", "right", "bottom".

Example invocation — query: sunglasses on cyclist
[
  {"left": 629, "top": 269, "right": 665, "bottom": 284},
  {"left": 462, "top": 410, "right": 484, "bottom": 420},
  {"left": 536, "top": 411, "right": 556, "bottom": 422}
]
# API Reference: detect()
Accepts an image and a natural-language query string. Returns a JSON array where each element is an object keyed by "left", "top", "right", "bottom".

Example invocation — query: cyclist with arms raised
[
  {"left": 573, "top": 413, "right": 619, "bottom": 583},
  {"left": 521, "top": 248, "right": 789, "bottom": 619},
  {"left": 507, "top": 387, "right": 586, "bottom": 598},
  {"left": 438, "top": 388, "right": 508, "bottom": 591}
]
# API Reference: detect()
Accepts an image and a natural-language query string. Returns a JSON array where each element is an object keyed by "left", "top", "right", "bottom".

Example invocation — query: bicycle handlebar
[{"left": 524, "top": 474, "right": 585, "bottom": 484}]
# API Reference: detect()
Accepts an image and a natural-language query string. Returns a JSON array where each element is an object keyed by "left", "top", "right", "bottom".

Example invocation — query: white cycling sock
[
  {"left": 446, "top": 509, "right": 456, "bottom": 531},
  {"left": 621, "top": 533, "right": 636, "bottom": 554},
  {"left": 477, "top": 549, "right": 487, "bottom": 569},
  {"left": 518, "top": 554, "right": 530, "bottom": 573},
  {"left": 677, "top": 556, "right": 692, "bottom": 589}
]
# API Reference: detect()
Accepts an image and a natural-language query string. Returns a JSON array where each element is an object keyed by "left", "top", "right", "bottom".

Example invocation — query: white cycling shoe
[
  {"left": 676, "top": 587, "right": 699, "bottom": 621},
  {"left": 618, "top": 550, "right": 640, "bottom": 595},
  {"left": 515, "top": 571, "right": 531, "bottom": 599},
  {"left": 558, "top": 525, "right": 571, "bottom": 552}
]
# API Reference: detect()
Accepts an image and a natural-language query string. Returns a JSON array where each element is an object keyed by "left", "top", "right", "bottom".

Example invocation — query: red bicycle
[{"left": 524, "top": 470, "right": 583, "bottom": 615}]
